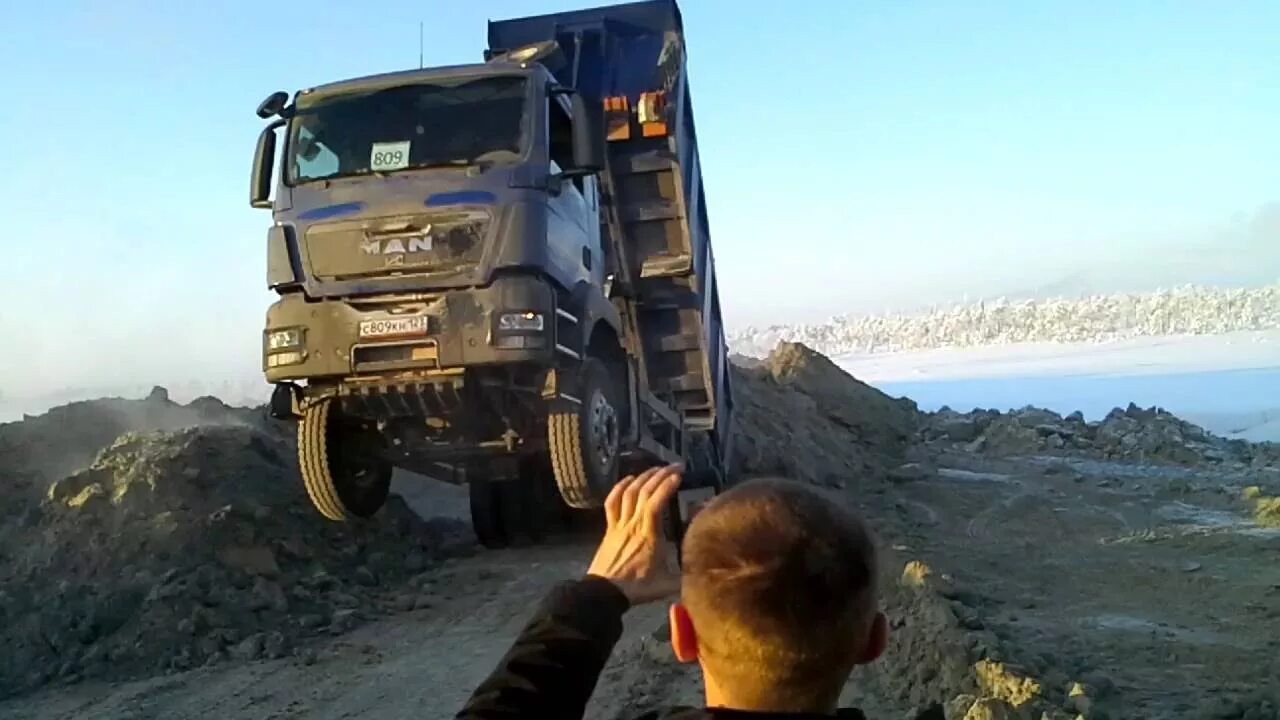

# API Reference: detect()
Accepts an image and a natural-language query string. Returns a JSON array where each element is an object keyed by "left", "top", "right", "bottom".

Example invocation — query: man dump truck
[{"left": 250, "top": 0, "right": 731, "bottom": 548}]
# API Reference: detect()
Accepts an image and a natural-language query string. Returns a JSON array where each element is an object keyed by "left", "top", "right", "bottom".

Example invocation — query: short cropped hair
[{"left": 679, "top": 478, "right": 880, "bottom": 710}]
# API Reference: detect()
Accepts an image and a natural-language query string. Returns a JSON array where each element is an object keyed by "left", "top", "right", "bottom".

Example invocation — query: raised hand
[{"left": 585, "top": 464, "right": 684, "bottom": 605}]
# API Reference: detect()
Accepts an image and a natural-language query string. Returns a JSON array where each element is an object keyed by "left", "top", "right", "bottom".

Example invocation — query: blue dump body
[
  {"left": 490, "top": 0, "right": 733, "bottom": 467},
  {"left": 489, "top": 0, "right": 680, "bottom": 100}
]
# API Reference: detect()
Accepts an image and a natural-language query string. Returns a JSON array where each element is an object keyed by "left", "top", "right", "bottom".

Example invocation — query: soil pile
[
  {"left": 0, "top": 387, "right": 265, "bottom": 489},
  {"left": 0, "top": 423, "right": 468, "bottom": 699},
  {"left": 729, "top": 342, "right": 919, "bottom": 487},
  {"left": 924, "top": 402, "right": 1279, "bottom": 468}
]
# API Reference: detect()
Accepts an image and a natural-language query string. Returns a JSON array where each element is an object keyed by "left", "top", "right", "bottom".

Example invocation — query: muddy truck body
[{"left": 250, "top": 0, "right": 732, "bottom": 547}]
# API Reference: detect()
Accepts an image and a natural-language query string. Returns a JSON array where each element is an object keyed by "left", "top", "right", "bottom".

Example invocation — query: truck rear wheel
[
  {"left": 549, "top": 358, "right": 622, "bottom": 509},
  {"left": 468, "top": 476, "right": 506, "bottom": 549},
  {"left": 298, "top": 397, "right": 392, "bottom": 521},
  {"left": 468, "top": 458, "right": 551, "bottom": 549},
  {"left": 664, "top": 431, "right": 726, "bottom": 563}
]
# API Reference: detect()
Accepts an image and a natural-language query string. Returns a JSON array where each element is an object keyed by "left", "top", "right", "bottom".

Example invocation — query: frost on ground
[
  {"left": 1, "top": 343, "right": 1278, "bottom": 719},
  {"left": 731, "top": 283, "right": 1280, "bottom": 357}
]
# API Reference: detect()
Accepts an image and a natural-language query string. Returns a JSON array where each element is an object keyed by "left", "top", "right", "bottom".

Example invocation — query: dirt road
[
  {"left": 0, "top": 477, "right": 683, "bottom": 720},
  {"left": 12, "top": 452, "right": 1276, "bottom": 719},
  {"left": 878, "top": 450, "right": 1280, "bottom": 718}
]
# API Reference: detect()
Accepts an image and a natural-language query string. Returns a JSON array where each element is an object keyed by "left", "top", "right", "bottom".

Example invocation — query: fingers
[
  {"left": 609, "top": 465, "right": 684, "bottom": 528},
  {"left": 619, "top": 466, "right": 660, "bottom": 521},
  {"left": 651, "top": 469, "right": 683, "bottom": 511},
  {"left": 604, "top": 475, "right": 633, "bottom": 528},
  {"left": 637, "top": 464, "right": 682, "bottom": 514}
]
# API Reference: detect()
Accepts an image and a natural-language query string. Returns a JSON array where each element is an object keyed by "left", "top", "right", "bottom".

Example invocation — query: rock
[
  {"left": 405, "top": 549, "right": 427, "bottom": 573},
  {"left": 1013, "top": 407, "right": 1064, "bottom": 428},
  {"left": 939, "top": 418, "right": 983, "bottom": 442},
  {"left": 902, "top": 560, "right": 934, "bottom": 588},
  {"left": 1080, "top": 672, "right": 1114, "bottom": 698},
  {"left": 964, "top": 698, "right": 1016, "bottom": 720},
  {"left": 354, "top": 566, "right": 378, "bottom": 587},
  {"left": 230, "top": 633, "right": 265, "bottom": 662},
  {"left": 331, "top": 609, "right": 360, "bottom": 633},
  {"left": 263, "top": 631, "right": 288, "bottom": 659},
  {"left": 249, "top": 577, "right": 289, "bottom": 613},
  {"left": 975, "top": 659, "right": 1042, "bottom": 707},
  {"left": 216, "top": 546, "right": 280, "bottom": 578},
  {"left": 329, "top": 592, "right": 361, "bottom": 609},
  {"left": 297, "top": 614, "right": 325, "bottom": 630},
  {"left": 946, "top": 695, "right": 978, "bottom": 720},
  {"left": 1066, "top": 681, "right": 1094, "bottom": 715},
  {"left": 197, "top": 635, "right": 223, "bottom": 657},
  {"left": 889, "top": 462, "right": 934, "bottom": 483},
  {"left": 1034, "top": 424, "right": 1072, "bottom": 438}
]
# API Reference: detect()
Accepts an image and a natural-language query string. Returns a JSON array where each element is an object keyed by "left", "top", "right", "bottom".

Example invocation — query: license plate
[{"left": 358, "top": 315, "right": 430, "bottom": 338}]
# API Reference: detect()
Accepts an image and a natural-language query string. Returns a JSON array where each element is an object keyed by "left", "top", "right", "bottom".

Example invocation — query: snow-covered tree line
[{"left": 729, "top": 284, "right": 1280, "bottom": 357}]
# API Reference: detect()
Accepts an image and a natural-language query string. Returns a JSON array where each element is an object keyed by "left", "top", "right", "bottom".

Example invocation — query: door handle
[{"left": 582, "top": 247, "right": 593, "bottom": 270}]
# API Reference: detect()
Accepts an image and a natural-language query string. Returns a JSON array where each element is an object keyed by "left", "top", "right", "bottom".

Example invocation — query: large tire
[
  {"left": 298, "top": 398, "right": 392, "bottom": 521},
  {"left": 469, "top": 476, "right": 506, "bottom": 549},
  {"left": 665, "top": 431, "right": 726, "bottom": 564},
  {"left": 469, "top": 458, "right": 552, "bottom": 549},
  {"left": 549, "top": 358, "right": 623, "bottom": 509}
]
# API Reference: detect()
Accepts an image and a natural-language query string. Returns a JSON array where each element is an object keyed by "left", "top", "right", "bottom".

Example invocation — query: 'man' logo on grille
[{"left": 361, "top": 226, "right": 433, "bottom": 256}]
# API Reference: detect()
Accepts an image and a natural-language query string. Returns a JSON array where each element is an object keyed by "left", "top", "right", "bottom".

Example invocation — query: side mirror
[
  {"left": 251, "top": 119, "right": 285, "bottom": 209},
  {"left": 257, "top": 91, "right": 289, "bottom": 119},
  {"left": 568, "top": 92, "right": 605, "bottom": 174}
]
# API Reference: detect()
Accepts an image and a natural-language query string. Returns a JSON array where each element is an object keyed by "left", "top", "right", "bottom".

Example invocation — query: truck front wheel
[
  {"left": 298, "top": 397, "right": 392, "bottom": 521},
  {"left": 548, "top": 357, "right": 622, "bottom": 509}
]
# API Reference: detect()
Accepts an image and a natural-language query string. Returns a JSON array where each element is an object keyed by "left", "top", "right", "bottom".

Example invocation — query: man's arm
[
  {"left": 455, "top": 466, "right": 685, "bottom": 720},
  {"left": 454, "top": 575, "right": 630, "bottom": 719}
]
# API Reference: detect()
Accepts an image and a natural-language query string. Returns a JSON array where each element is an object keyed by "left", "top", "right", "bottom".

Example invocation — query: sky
[{"left": 0, "top": 0, "right": 1277, "bottom": 402}]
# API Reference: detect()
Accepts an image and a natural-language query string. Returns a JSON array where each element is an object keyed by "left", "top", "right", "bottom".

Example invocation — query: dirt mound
[
  {"left": 0, "top": 424, "right": 469, "bottom": 699},
  {"left": 924, "top": 402, "right": 1279, "bottom": 468},
  {"left": 0, "top": 386, "right": 266, "bottom": 488},
  {"left": 730, "top": 342, "right": 919, "bottom": 487}
]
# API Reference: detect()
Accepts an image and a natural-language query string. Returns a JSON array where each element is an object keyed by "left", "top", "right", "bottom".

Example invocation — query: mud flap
[{"left": 269, "top": 382, "right": 302, "bottom": 420}]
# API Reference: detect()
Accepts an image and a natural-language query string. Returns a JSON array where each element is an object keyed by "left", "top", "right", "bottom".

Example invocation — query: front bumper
[{"left": 263, "top": 275, "right": 555, "bottom": 383}]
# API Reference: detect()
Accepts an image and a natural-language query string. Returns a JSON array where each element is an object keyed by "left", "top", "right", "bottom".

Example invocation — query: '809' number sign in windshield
[{"left": 370, "top": 141, "right": 411, "bottom": 172}]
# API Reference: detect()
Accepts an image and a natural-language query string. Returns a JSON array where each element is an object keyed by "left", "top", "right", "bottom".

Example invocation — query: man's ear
[
  {"left": 669, "top": 603, "right": 699, "bottom": 664},
  {"left": 854, "top": 611, "right": 889, "bottom": 665}
]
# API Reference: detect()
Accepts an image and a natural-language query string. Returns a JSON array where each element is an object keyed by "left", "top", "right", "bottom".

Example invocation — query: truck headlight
[
  {"left": 497, "top": 312, "right": 545, "bottom": 332},
  {"left": 266, "top": 327, "right": 304, "bottom": 352}
]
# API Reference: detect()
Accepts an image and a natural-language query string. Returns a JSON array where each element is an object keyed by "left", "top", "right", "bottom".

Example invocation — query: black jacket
[{"left": 455, "top": 576, "right": 944, "bottom": 720}]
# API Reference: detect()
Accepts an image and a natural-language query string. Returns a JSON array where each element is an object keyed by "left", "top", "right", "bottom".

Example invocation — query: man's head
[{"left": 669, "top": 478, "right": 888, "bottom": 713}]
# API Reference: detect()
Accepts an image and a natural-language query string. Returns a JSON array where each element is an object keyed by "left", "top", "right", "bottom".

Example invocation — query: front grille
[{"left": 305, "top": 210, "right": 489, "bottom": 280}]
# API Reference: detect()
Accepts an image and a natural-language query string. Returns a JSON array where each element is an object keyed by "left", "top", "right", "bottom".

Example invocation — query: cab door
[{"left": 544, "top": 93, "right": 598, "bottom": 290}]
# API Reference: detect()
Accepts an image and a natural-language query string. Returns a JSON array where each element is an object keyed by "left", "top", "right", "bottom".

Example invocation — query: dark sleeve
[{"left": 454, "top": 575, "right": 631, "bottom": 720}]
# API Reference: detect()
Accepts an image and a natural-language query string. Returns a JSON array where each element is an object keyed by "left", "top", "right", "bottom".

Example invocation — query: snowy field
[{"left": 839, "top": 330, "right": 1280, "bottom": 443}]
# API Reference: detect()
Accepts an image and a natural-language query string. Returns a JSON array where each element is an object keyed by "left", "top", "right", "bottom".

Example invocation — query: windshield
[{"left": 286, "top": 75, "right": 528, "bottom": 184}]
